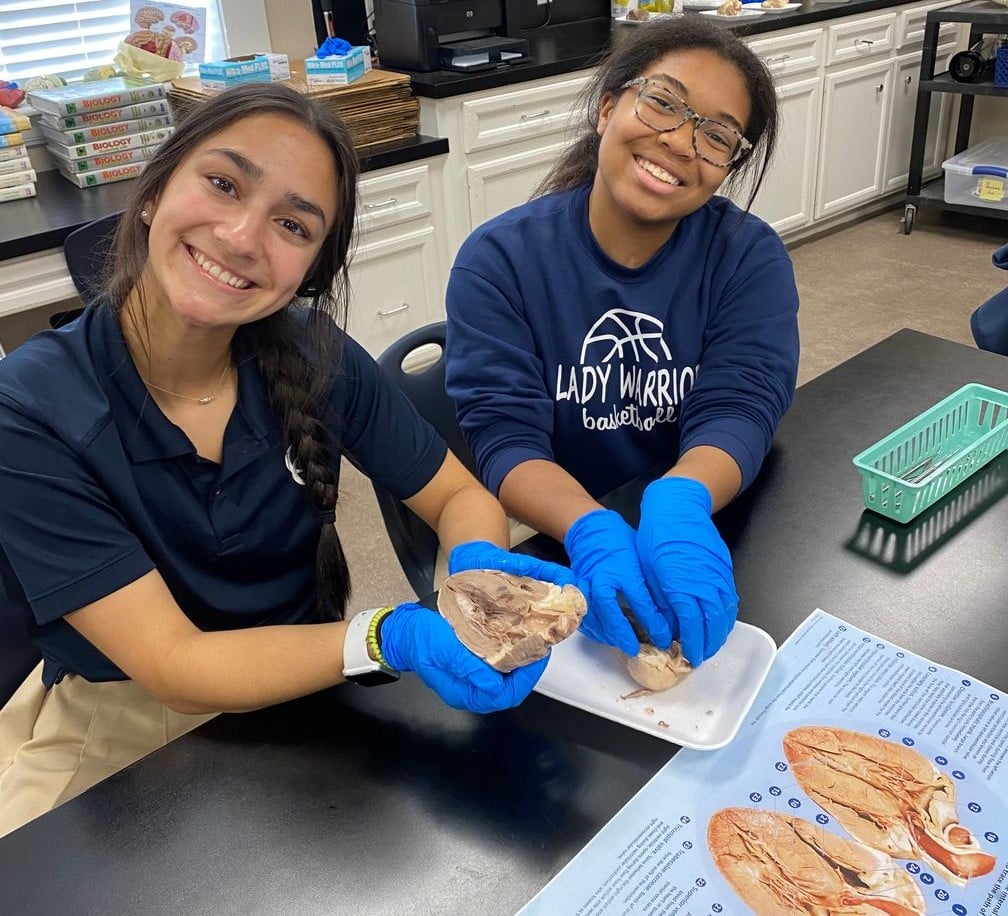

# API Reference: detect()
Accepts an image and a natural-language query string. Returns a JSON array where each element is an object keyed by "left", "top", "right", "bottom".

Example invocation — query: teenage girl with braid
[{"left": 0, "top": 84, "right": 574, "bottom": 836}]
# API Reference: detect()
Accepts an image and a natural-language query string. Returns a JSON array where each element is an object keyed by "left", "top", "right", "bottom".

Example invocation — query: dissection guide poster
[{"left": 519, "top": 608, "right": 1007, "bottom": 916}]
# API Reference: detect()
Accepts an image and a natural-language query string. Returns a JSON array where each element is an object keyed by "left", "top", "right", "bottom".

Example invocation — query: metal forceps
[{"left": 899, "top": 445, "right": 964, "bottom": 483}]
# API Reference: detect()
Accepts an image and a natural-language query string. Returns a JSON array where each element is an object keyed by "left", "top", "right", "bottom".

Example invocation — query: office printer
[{"left": 373, "top": 0, "right": 530, "bottom": 72}]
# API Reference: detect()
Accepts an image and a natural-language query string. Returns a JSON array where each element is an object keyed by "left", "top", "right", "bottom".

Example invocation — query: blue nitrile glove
[
  {"left": 316, "top": 37, "right": 352, "bottom": 58},
  {"left": 448, "top": 540, "right": 577, "bottom": 588},
  {"left": 381, "top": 602, "right": 547, "bottom": 713},
  {"left": 636, "top": 477, "right": 739, "bottom": 667},
  {"left": 563, "top": 510, "right": 671, "bottom": 656}
]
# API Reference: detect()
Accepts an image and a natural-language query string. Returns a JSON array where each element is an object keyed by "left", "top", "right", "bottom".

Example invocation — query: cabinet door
[
  {"left": 347, "top": 226, "right": 443, "bottom": 357},
  {"left": 465, "top": 140, "right": 568, "bottom": 229},
  {"left": 749, "top": 76, "right": 822, "bottom": 235},
  {"left": 882, "top": 47, "right": 953, "bottom": 192},
  {"left": 815, "top": 57, "right": 892, "bottom": 219}
]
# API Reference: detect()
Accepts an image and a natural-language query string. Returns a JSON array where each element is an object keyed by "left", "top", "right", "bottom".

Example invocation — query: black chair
[
  {"left": 971, "top": 240, "right": 1008, "bottom": 357},
  {"left": 971, "top": 288, "right": 1008, "bottom": 356},
  {"left": 372, "top": 322, "right": 475, "bottom": 599},
  {"left": 53, "top": 211, "right": 123, "bottom": 328}
]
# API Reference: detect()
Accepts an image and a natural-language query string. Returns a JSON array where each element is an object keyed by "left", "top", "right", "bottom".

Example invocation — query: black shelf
[
  {"left": 902, "top": 0, "right": 1008, "bottom": 233},
  {"left": 921, "top": 73, "right": 1008, "bottom": 97},
  {"left": 911, "top": 0, "right": 1008, "bottom": 26},
  {"left": 906, "top": 175, "right": 1008, "bottom": 220}
]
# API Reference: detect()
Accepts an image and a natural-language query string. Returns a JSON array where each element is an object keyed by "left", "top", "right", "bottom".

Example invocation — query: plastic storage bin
[
  {"left": 942, "top": 137, "right": 1008, "bottom": 211},
  {"left": 997, "top": 46, "right": 1008, "bottom": 87},
  {"left": 852, "top": 383, "right": 1008, "bottom": 523}
]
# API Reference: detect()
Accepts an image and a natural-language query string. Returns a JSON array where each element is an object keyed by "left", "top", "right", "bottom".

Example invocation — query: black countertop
[
  {"left": 406, "top": 0, "right": 956, "bottom": 98},
  {"left": 0, "top": 135, "right": 449, "bottom": 262}
]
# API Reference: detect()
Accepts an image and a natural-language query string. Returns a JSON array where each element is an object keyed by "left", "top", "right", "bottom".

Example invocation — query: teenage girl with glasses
[{"left": 445, "top": 18, "right": 800, "bottom": 670}]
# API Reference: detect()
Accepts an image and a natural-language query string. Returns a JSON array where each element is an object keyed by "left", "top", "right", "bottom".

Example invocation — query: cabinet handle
[
  {"left": 364, "top": 196, "right": 398, "bottom": 210},
  {"left": 520, "top": 109, "right": 551, "bottom": 122},
  {"left": 876, "top": 83, "right": 884, "bottom": 93},
  {"left": 905, "top": 74, "right": 913, "bottom": 84},
  {"left": 855, "top": 38, "right": 876, "bottom": 48},
  {"left": 377, "top": 302, "right": 410, "bottom": 317},
  {"left": 766, "top": 53, "right": 791, "bottom": 64}
]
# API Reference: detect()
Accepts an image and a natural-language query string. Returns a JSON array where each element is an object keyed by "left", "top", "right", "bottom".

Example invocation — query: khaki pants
[{"left": 0, "top": 663, "right": 215, "bottom": 838}]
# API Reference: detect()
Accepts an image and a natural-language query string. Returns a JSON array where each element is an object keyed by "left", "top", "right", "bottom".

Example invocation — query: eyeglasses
[{"left": 620, "top": 78, "right": 752, "bottom": 168}]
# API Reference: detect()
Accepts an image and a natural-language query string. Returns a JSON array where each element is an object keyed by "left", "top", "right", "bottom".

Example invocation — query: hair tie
[
  {"left": 316, "top": 508, "right": 336, "bottom": 527},
  {"left": 285, "top": 446, "right": 306, "bottom": 486}
]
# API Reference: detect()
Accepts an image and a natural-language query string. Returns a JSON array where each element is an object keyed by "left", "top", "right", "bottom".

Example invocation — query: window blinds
[{"left": 0, "top": 1, "right": 225, "bottom": 84}]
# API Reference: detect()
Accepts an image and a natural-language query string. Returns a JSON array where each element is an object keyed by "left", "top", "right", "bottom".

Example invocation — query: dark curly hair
[
  {"left": 105, "top": 83, "right": 359, "bottom": 621},
  {"left": 536, "top": 17, "right": 779, "bottom": 211}
]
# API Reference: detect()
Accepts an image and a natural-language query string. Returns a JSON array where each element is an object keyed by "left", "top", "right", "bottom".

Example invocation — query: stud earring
[{"left": 140, "top": 209, "right": 149, "bottom": 221}]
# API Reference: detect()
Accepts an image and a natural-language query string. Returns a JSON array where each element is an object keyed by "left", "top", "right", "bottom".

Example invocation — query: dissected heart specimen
[
  {"left": 624, "top": 641, "right": 692, "bottom": 690},
  {"left": 437, "top": 570, "right": 586, "bottom": 672}
]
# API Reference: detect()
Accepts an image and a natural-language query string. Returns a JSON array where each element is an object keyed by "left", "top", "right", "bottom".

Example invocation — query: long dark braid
[
  {"left": 105, "top": 84, "right": 360, "bottom": 621},
  {"left": 244, "top": 310, "right": 352, "bottom": 621}
]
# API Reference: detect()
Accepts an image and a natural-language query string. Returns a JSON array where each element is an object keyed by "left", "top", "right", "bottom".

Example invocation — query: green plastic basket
[{"left": 852, "top": 383, "right": 1008, "bottom": 524}]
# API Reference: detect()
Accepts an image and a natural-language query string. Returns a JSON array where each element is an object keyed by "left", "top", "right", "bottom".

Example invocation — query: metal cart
[{"left": 903, "top": 0, "right": 1008, "bottom": 233}]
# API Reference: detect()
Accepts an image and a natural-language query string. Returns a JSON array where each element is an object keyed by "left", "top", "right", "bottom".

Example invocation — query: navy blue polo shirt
[{"left": 0, "top": 304, "right": 446, "bottom": 687}]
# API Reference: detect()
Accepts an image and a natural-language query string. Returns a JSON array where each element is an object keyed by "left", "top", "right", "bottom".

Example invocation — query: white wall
[
  {"left": 219, "top": 0, "right": 272, "bottom": 55},
  {"left": 967, "top": 97, "right": 1008, "bottom": 146},
  {"left": 262, "top": 0, "right": 319, "bottom": 61}
]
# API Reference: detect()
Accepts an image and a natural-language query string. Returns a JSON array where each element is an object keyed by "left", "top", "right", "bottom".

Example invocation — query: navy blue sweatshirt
[{"left": 445, "top": 185, "right": 800, "bottom": 498}]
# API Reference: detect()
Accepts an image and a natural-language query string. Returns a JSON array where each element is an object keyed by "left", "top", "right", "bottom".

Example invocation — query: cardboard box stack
[
  {"left": 27, "top": 77, "right": 175, "bottom": 189},
  {"left": 169, "top": 67, "right": 418, "bottom": 152},
  {"left": 0, "top": 107, "right": 35, "bottom": 203}
]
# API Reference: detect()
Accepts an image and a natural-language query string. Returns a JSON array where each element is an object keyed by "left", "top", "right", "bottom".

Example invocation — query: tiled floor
[{"left": 790, "top": 206, "right": 1006, "bottom": 384}]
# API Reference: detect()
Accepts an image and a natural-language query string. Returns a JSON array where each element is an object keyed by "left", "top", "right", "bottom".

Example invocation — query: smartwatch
[{"left": 343, "top": 606, "right": 400, "bottom": 686}]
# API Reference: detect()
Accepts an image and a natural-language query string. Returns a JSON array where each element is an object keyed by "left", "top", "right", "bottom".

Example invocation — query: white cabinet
[
  {"left": 816, "top": 56, "right": 893, "bottom": 219},
  {"left": 420, "top": 71, "right": 591, "bottom": 260},
  {"left": 459, "top": 78, "right": 588, "bottom": 153},
  {"left": 465, "top": 139, "right": 570, "bottom": 227},
  {"left": 458, "top": 76, "right": 589, "bottom": 233},
  {"left": 745, "top": 27, "right": 825, "bottom": 234},
  {"left": 815, "top": 10, "right": 899, "bottom": 219},
  {"left": 345, "top": 156, "right": 452, "bottom": 357},
  {"left": 749, "top": 0, "right": 961, "bottom": 233},
  {"left": 883, "top": 45, "right": 954, "bottom": 192},
  {"left": 825, "top": 13, "right": 896, "bottom": 65},
  {"left": 750, "top": 76, "right": 823, "bottom": 234},
  {"left": 345, "top": 74, "right": 587, "bottom": 357},
  {"left": 347, "top": 227, "right": 444, "bottom": 357},
  {"left": 895, "top": 0, "right": 961, "bottom": 48}
]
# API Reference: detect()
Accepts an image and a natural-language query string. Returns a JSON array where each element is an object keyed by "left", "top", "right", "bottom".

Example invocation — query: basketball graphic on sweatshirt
[
  {"left": 579, "top": 309, "right": 672, "bottom": 364},
  {"left": 555, "top": 308, "right": 698, "bottom": 434}
]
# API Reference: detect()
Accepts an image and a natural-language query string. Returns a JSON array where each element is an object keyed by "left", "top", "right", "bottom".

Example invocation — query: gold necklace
[{"left": 142, "top": 358, "right": 232, "bottom": 406}]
